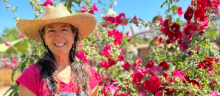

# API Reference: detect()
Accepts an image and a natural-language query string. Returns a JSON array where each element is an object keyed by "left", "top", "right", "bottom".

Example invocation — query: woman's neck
[{"left": 54, "top": 54, "right": 71, "bottom": 70}]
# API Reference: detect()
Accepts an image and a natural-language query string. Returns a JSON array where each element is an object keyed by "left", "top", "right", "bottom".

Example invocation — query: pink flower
[
  {"left": 210, "top": 90, "right": 220, "bottom": 96},
  {"left": 123, "top": 62, "right": 130, "bottom": 70},
  {"left": 149, "top": 66, "right": 163, "bottom": 76},
  {"left": 144, "top": 76, "right": 162, "bottom": 93},
  {"left": 4, "top": 60, "right": 8, "bottom": 67},
  {"left": 207, "top": 67, "right": 215, "bottom": 76},
  {"left": 100, "top": 60, "right": 111, "bottom": 69},
  {"left": 138, "top": 67, "right": 149, "bottom": 75},
  {"left": 172, "top": 70, "right": 186, "bottom": 81},
  {"left": 112, "top": 30, "right": 123, "bottom": 45},
  {"left": 195, "top": 46, "right": 199, "bottom": 51},
  {"left": 194, "top": 9, "right": 208, "bottom": 30},
  {"left": 131, "top": 72, "right": 144, "bottom": 85},
  {"left": 102, "top": 85, "right": 120, "bottom": 96},
  {"left": 4, "top": 40, "right": 11, "bottom": 46},
  {"left": 18, "top": 33, "right": 24, "bottom": 38},
  {"left": 12, "top": 59, "right": 18, "bottom": 65},
  {"left": 120, "top": 48, "right": 124, "bottom": 52},
  {"left": 115, "top": 13, "right": 128, "bottom": 25},
  {"left": 81, "top": 5, "right": 86, "bottom": 13},
  {"left": 101, "top": 45, "right": 113, "bottom": 57},
  {"left": 132, "top": 15, "right": 138, "bottom": 23},
  {"left": 42, "top": 0, "right": 53, "bottom": 6},
  {"left": 135, "top": 57, "right": 142, "bottom": 64},
  {"left": 177, "top": 7, "right": 183, "bottom": 17},
  {"left": 126, "top": 31, "right": 129, "bottom": 37},
  {"left": 126, "top": 31, "right": 131, "bottom": 42},
  {"left": 92, "top": 3, "right": 98, "bottom": 12},
  {"left": 117, "top": 55, "right": 125, "bottom": 61},
  {"left": 155, "top": 91, "right": 163, "bottom": 96},
  {"left": 146, "top": 59, "right": 155, "bottom": 68}
]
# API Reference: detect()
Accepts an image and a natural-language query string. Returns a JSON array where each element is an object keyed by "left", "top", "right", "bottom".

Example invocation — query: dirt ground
[{"left": 0, "top": 86, "right": 10, "bottom": 96}]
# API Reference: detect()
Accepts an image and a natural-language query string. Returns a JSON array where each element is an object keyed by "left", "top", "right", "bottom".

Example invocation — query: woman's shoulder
[{"left": 21, "top": 64, "right": 40, "bottom": 76}]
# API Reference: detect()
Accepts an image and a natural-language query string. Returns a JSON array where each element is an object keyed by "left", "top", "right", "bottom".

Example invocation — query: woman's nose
[{"left": 54, "top": 31, "right": 63, "bottom": 39}]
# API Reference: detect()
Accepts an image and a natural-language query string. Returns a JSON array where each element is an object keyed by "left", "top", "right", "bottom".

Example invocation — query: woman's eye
[
  {"left": 62, "top": 29, "right": 68, "bottom": 31},
  {"left": 48, "top": 30, "right": 55, "bottom": 32}
]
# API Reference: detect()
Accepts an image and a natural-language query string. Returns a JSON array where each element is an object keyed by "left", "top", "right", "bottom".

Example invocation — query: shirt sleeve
[
  {"left": 16, "top": 64, "right": 40, "bottom": 95},
  {"left": 89, "top": 67, "right": 102, "bottom": 90}
]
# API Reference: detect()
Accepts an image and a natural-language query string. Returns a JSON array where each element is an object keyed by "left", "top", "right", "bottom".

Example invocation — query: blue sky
[{"left": 0, "top": 0, "right": 190, "bottom": 36}]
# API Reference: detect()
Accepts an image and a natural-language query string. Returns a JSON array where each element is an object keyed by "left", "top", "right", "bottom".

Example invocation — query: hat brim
[{"left": 16, "top": 13, "right": 97, "bottom": 43}]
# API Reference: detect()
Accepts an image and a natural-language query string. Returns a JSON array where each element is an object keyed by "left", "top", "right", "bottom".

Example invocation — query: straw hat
[{"left": 16, "top": 3, "right": 97, "bottom": 43}]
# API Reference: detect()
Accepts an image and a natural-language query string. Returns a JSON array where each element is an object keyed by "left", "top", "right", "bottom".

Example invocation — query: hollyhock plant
[
  {"left": 158, "top": 37, "right": 163, "bottom": 46},
  {"left": 88, "top": 9, "right": 94, "bottom": 14},
  {"left": 100, "top": 60, "right": 111, "bottom": 69},
  {"left": 42, "top": 0, "right": 53, "bottom": 6},
  {"left": 102, "top": 84, "right": 120, "bottom": 96},
  {"left": 146, "top": 59, "right": 155, "bottom": 68},
  {"left": 135, "top": 57, "right": 142, "bottom": 64},
  {"left": 194, "top": 9, "right": 208, "bottom": 30},
  {"left": 177, "top": 7, "right": 183, "bottom": 17},
  {"left": 172, "top": 70, "right": 186, "bottom": 81},
  {"left": 159, "top": 61, "right": 169, "bottom": 71},
  {"left": 81, "top": 5, "right": 86, "bottom": 13},
  {"left": 4, "top": 40, "right": 11, "bottom": 46}
]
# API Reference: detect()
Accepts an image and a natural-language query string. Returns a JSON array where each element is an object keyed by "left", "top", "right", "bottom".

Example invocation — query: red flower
[
  {"left": 108, "top": 58, "right": 116, "bottom": 66},
  {"left": 149, "top": 66, "right": 163, "bottom": 76},
  {"left": 42, "top": 0, "right": 53, "bottom": 6},
  {"left": 183, "top": 23, "right": 198, "bottom": 41},
  {"left": 157, "top": 15, "right": 163, "bottom": 24},
  {"left": 12, "top": 59, "right": 18, "bottom": 65},
  {"left": 126, "top": 31, "right": 129, "bottom": 37},
  {"left": 101, "top": 45, "right": 113, "bottom": 57},
  {"left": 135, "top": 57, "right": 142, "bottom": 64},
  {"left": 132, "top": 62, "right": 139, "bottom": 70},
  {"left": 115, "top": 13, "right": 128, "bottom": 25},
  {"left": 195, "top": 46, "right": 199, "bottom": 51},
  {"left": 144, "top": 76, "right": 162, "bottom": 93},
  {"left": 197, "top": 0, "right": 211, "bottom": 9},
  {"left": 132, "top": 15, "right": 138, "bottom": 23},
  {"left": 194, "top": 9, "right": 208, "bottom": 30},
  {"left": 177, "top": 7, "right": 183, "bottom": 17},
  {"left": 118, "top": 55, "right": 125, "bottom": 61},
  {"left": 4, "top": 40, "right": 11, "bottom": 46},
  {"left": 131, "top": 72, "right": 144, "bottom": 85},
  {"left": 197, "top": 57, "right": 215, "bottom": 69},
  {"left": 120, "top": 48, "right": 124, "bottom": 52},
  {"left": 153, "top": 36, "right": 158, "bottom": 40},
  {"left": 18, "top": 33, "right": 24, "bottom": 38},
  {"left": 189, "top": 80, "right": 202, "bottom": 89},
  {"left": 138, "top": 67, "right": 149, "bottom": 75},
  {"left": 184, "top": 6, "right": 194, "bottom": 21},
  {"left": 88, "top": 9, "right": 94, "bottom": 14},
  {"left": 159, "top": 61, "right": 169, "bottom": 71},
  {"left": 81, "top": 5, "right": 86, "bottom": 13},
  {"left": 92, "top": 3, "right": 98, "bottom": 12},
  {"left": 166, "top": 31, "right": 182, "bottom": 44},
  {"left": 100, "top": 60, "right": 111, "bottom": 69},
  {"left": 155, "top": 91, "right": 163, "bottom": 96},
  {"left": 158, "top": 37, "right": 163, "bottom": 46},
  {"left": 123, "top": 62, "right": 130, "bottom": 70},
  {"left": 107, "top": 29, "right": 117, "bottom": 36},
  {"left": 178, "top": 40, "right": 189, "bottom": 52},
  {"left": 171, "top": 23, "right": 180, "bottom": 33},
  {"left": 146, "top": 59, "right": 155, "bottom": 68},
  {"left": 76, "top": 51, "right": 88, "bottom": 63}
]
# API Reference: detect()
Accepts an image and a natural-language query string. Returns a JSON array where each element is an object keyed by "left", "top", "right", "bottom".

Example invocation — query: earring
[
  {"left": 45, "top": 46, "right": 48, "bottom": 52},
  {"left": 72, "top": 45, "right": 75, "bottom": 50}
]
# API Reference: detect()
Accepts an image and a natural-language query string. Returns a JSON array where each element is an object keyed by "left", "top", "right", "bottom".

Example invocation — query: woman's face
[{"left": 43, "top": 23, "right": 76, "bottom": 56}]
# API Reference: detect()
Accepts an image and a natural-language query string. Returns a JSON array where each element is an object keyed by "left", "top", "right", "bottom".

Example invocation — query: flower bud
[
  {"left": 4, "top": 0, "right": 8, "bottom": 3},
  {"left": 6, "top": 5, "right": 10, "bottom": 8},
  {"left": 13, "top": 7, "right": 16, "bottom": 11},
  {"left": 39, "top": 9, "right": 43, "bottom": 14},
  {"left": 199, "top": 31, "right": 204, "bottom": 36},
  {"left": 29, "top": 0, "right": 34, "bottom": 5},
  {"left": 35, "top": 0, "right": 39, "bottom": 2},
  {"left": 15, "top": 17, "right": 20, "bottom": 21},
  {"left": 35, "top": 12, "right": 38, "bottom": 17}
]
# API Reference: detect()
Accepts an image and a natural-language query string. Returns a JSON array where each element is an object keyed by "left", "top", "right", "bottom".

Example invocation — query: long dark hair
[{"left": 36, "top": 24, "right": 90, "bottom": 95}]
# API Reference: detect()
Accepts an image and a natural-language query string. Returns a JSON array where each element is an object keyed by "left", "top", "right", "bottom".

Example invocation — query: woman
[{"left": 16, "top": 3, "right": 101, "bottom": 96}]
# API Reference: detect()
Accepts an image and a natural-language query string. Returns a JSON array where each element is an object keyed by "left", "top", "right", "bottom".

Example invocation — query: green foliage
[{"left": 0, "top": 27, "right": 19, "bottom": 43}]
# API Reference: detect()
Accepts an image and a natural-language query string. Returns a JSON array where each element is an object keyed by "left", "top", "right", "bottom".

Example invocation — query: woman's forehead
[{"left": 45, "top": 23, "right": 70, "bottom": 29}]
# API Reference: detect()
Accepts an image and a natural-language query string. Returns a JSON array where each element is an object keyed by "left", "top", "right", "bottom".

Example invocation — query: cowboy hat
[{"left": 16, "top": 3, "right": 97, "bottom": 43}]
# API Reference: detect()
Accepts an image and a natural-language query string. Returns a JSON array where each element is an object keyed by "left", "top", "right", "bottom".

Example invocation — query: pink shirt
[{"left": 16, "top": 64, "right": 102, "bottom": 96}]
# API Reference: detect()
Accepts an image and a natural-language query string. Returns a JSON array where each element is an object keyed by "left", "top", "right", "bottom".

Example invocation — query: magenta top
[{"left": 16, "top": 64, "right": 102, "bottom": 96}]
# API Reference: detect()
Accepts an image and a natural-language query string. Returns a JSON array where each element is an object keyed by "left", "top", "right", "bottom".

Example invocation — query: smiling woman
[{"left": 15, "top": 3, "right": 101, "bottom": 96}]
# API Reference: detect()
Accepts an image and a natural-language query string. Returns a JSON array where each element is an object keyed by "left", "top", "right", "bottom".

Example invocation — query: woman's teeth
[{"left": 54, "top": 43, "right": 66, "bottom": 47}]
